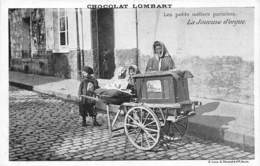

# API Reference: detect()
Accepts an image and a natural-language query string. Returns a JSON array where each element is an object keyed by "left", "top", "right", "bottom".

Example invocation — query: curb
[
  {"left": 9, "top": 81, "right": 254, "bottom": 152},
  {"left": 10, "top": 81, "right": 33, "bottom": 91},
  {"left": 187, "top": 121, "right": 254, "bottom": 152},
  {"left": 33, "top": 86, "right": 79, "bottom": 103}
]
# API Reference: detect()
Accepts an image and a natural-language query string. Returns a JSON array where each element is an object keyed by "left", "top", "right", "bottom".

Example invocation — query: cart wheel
[
  {"left": 165, "top": 117, "right": 188, "bottom": 140},
  {"left": 124, "top": 106, "right": 160, "bottom": 150},
  {"left": 151, "top": 107, "right": 166, "bottom": 126}
]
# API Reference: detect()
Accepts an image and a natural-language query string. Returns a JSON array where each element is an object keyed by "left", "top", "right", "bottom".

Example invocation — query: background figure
[
  {"left": 102, "top": 49, "right": 109, "bottom": 78},
  {"left": 126, "top": 65, "right": 140, "bottom": 95},
  {"left": 101, "top": 49, "right": 115, "bottom": 79},
  {"left": 103, "top": 65, "right": 139, "bottom": 94},
  {"left": 145, "top": 41, "right": 175, "bottom": 72}
]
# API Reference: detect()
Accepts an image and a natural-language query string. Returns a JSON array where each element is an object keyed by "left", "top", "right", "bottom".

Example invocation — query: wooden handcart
[{"left": 82, "top": 70, "right": 201, "bottom": 150}]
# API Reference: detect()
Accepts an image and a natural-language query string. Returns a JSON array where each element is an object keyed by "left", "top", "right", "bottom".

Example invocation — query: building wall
[
  {"left": 113, "top": 8, "right": 254, "bottom": 104},
  {"left": 114, "top": 9, "right": 138, "bottom": 69},
  {"left": 9, "top": 8, "right": 93, "bottom": 80},
  {"left": 31, "top": 9, "right": 46, "bottom": 57},
  {"left": 9, "top": 9, "right": 26, "bottom": 70},
  {"left": 52, "top": 8, "right": 92, "bottom": 79},
  {"left": 137, "top": 8, "right": 253, "bottom": 61},
  {"left": 51, "top": 8, "right": 79, "bottom": 79},
  {"left": 136, "top": 8, "right": 254, "bottom": 104},
  {"left": 9, "top": 8, "right": 254, "bottom": 104},
  {"left": 80, "top": 9, "right": 93, "bottom": 69},
  {"left": 10, "top": 9, "right": 50, "bottom": 75},
  {"left": 45, "top": 9, "right": 54, "bottom": 51}
]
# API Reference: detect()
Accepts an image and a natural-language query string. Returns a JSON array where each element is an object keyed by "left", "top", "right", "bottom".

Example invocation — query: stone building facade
[{"left": 9, "top": 8, "right": 120, "bottom": 79}]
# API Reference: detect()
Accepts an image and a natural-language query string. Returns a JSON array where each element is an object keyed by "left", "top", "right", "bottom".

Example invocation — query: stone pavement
[
  {"left": 9, "top": 71, "right": 254, "bottom": 152},
  {"left": 9, "top": 86, "right": 254, "bottom": 161}
]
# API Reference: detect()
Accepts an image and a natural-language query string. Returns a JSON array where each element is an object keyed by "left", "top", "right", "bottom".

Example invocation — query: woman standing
[{"left": 145, "top": 41, "right": 175, "bottom": 72}]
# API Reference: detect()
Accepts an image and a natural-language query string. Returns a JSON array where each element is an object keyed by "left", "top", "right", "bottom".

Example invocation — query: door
[
  {"left": 91, "top": 9, "right": 115, "bottom": 79},
  {"left": 21, "top": 17, "right": 31, "bottom": 58}
]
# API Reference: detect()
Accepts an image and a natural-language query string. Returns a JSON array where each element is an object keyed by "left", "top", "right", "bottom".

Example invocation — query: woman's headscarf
[{"left": 153, "top": 41, "right": 170, "bottom": 58}]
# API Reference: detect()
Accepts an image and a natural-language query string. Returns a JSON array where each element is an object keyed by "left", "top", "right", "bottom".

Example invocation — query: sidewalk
[{"left": 9, "top": 71, "right": 254, "bottom": 152}]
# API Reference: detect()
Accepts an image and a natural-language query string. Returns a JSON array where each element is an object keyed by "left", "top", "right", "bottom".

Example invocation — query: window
[
  {"left": 59, "top": 9, "right": 69, "bottom": 46},
  {"left": 146, "top": 80, "right": 162, "bottom": 99},
  {"left": 142, "top": 79, "right": 171, "bottom": 100}
]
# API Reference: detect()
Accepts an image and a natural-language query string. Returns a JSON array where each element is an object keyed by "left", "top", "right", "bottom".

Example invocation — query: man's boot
[{"left": 92, "top": 116, "right": 101, "bottom": 126}]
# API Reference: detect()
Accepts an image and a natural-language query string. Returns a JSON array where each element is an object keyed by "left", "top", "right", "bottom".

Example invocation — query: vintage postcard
[{"left": 1, "top": 0, "right": 259, "bottom": 165}]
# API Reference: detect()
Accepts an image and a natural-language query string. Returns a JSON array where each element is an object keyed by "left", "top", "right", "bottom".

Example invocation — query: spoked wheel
[
  {"left": 124, "top": 106, "right": 160, "bottom": 150},
  {"left": 151, "top": 107, "right": 166, "bottom": 127},
  {"left": 163, "top": 117, "right": 188, "bottom": 140}
]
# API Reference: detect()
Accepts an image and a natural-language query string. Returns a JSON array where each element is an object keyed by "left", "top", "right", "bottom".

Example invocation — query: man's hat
[{"left": 83, "top": 66, "right": 94, "bottom": 75}]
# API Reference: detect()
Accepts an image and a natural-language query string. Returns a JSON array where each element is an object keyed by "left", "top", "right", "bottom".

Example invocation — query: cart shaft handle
[{"left": 80, "top": 95, "right": 99, "bottom": 102}]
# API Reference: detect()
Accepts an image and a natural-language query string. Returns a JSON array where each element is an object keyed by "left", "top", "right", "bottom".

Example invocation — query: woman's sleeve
[
  {"left": 94, "top": 79, "right": 100, "bottom": 89},
  {"left": 168, "top": 56, "right": 175, "bottom": 69},
  {"left": 145, "top": 58, "right": 152, "bottom": 72}
]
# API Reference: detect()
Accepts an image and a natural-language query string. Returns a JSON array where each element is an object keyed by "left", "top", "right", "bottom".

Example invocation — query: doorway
[
  {"left": 91, "top": 9, "right": 115, "bottom": 79},
  {"left": 21, "top": 17, "right": 31, "bottom": 58}
]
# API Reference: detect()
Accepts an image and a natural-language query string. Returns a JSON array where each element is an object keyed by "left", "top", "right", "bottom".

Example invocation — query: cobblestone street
[{"left": 9, "top": 86, "right": 254, "bottom": 161}]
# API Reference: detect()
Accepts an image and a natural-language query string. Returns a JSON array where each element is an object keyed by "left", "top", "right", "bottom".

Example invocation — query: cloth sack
[{"left": 95, "top": 88, "right": 132, "bottom": 105}]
